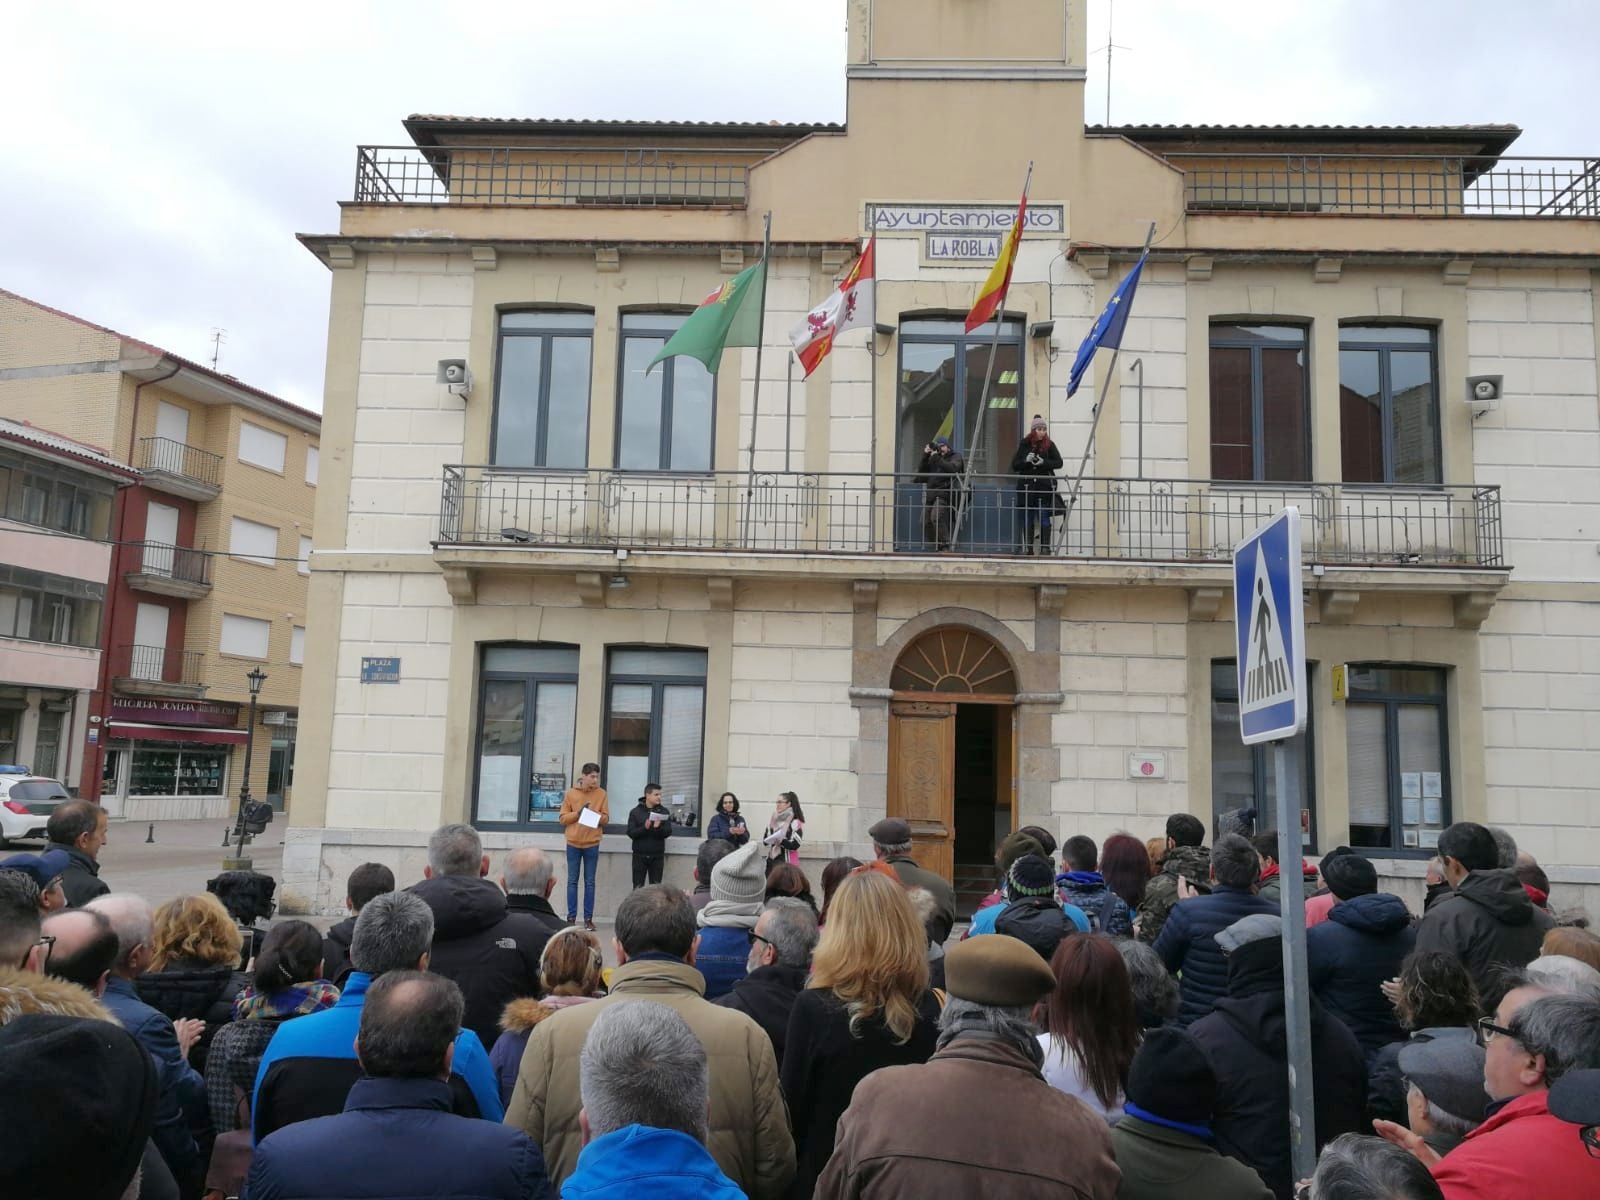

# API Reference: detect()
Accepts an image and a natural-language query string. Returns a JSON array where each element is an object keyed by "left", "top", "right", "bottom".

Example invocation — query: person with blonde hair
[
  {"left": 136, "top": 892, "right": 246, "bottom": 1070},
  {"left": 489, "top": 925, "right": 604, "bottom": 1104},
  {"left": 780, "top": 864, "right": 940, "bottom": 1197},
  {"left": 1541, "top": 926, "right": 1600, "bottom": 974}
]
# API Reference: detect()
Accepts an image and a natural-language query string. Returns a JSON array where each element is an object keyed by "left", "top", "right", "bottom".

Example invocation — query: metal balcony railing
[
  {"left": 128, "top": 541, "right": 212, "bottom": 586},
  {"left": 138, "top": 437, "right": 223, "bottom": 488},
  {"left": 439, "top": 467, "right": 1505, "bottom": 569},
  {"left": 118, "top": 644, "right": 205, "bottom": 686},
  {"left": 1166, "top": 154, "right": 1600, "bottom": 218},
  {"left": 353, "top": 145, "right": 754, "bottom": 207}
]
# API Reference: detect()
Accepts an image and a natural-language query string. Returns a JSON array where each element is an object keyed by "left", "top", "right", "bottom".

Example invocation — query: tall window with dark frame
[
  {"left": 1208, "top": 324, "right": 1310, "bottom": 482},
  {"left": 492, "top": 312, "right": 595, "bottom": 469},
  {"left": 604, "top": 648, "right": 706, "bottom": 830},
  {"left": 615, "top": 313, "right": 715, "bottom": 472},
  {"left": 1344, "top": 665, "right": 1450, "bottom": 853},
  {"left": 1338, "top": 325, "right": 1441, "bottom": 486},
  {"left": 895, "top": 317, "right": 1024, "bottom": 477},
  {"left": 1210, "top": 660, "right": 1317, "bottom": 849},
  {"left": 473, "top": 645, "right": 579, "bottom": 827}
]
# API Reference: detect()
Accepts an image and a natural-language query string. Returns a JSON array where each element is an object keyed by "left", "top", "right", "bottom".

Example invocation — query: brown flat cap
[
  {"left": 868, "top": 817, "right": 912, "bottom": 845},
  {"left": 945, "top": 935, "right": 1056, "bottom": 1007}
]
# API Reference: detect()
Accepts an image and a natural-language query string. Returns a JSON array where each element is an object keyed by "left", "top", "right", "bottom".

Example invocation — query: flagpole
[
  {"left": 952, "top": 161, "right": 1033, "bottom": 550},
  {"left": 868, "top": 204, "right": 880, "bottom": 551},
  {"left": 1057, "top": 221, "right": 1156, "bottom": 550},
  {"left": 741, "top": 211, "right": 773, "bottom": 546}
]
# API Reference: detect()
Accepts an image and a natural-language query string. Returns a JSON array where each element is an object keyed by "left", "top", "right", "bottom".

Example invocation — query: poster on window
[
  {"left": 530, "top": 772, "right": 567, "bottom": 814},
  {"left": 477, "top": 758, "right": 521, "bottom": 823}
]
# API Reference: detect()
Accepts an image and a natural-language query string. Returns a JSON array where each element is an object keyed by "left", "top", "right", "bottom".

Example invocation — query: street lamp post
[{"left": 224, "top": 666, "right": 267, "bottom": 870}]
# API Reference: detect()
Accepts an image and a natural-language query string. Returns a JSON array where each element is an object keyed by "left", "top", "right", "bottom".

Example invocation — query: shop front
[{"left": 99, "top": 696, "right": 246, "bottom": 821}]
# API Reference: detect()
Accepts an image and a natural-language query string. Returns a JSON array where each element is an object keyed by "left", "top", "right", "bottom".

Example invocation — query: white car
[{"left": 0, "top": 767, "right": 69, "bottom": 847}]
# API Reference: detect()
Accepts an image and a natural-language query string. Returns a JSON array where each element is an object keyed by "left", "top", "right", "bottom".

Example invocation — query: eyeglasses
[
  {"left": 1477, "top": 1016, "right": 1518, "bottom": 1044},
  {"left": 1581, "top": 1125, "right": 1600, "bottom": 1160},
  {"left": 26, "top": 933, "right": 55, "bottom": 970},
  {"left": 747, "top": 931, "right": 773, "bottom": 949}
]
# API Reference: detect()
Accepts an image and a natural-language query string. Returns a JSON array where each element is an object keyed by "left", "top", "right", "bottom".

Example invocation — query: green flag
[{"left": 649, "top": 259, "right": 766, "bottom": 373}]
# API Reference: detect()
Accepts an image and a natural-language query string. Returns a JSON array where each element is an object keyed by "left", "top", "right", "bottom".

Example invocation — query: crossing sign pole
[{"left": 1234, "top": 507, "right": 1315, "bottom": 1183}]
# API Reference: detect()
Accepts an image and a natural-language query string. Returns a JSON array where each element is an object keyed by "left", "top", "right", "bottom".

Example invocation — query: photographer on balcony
[
  {"left": 916, "top": 435, "right": 965, "bottom": 552},
  {"left": 1011, "top": 415, "right": 1063, "bottom": 556}
]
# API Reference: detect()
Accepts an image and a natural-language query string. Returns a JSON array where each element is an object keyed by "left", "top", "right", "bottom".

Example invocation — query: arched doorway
[{"left": 887, "top": 627, "right": 1018, "bottom": 900}]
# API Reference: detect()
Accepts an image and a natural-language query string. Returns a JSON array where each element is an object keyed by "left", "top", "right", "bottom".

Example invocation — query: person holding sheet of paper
[
  {"left": 626, "top": 784, "right": 676, "bottom": 889},
  {"left": 559, "top": 764, "right": 609, "bottom": 930}
]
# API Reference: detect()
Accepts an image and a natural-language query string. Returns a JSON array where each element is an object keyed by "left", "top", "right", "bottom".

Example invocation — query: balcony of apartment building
[
  {"left": 124, "top": 541, "right": 212, "bottom": 600},
  {"left": 137, "top": 436, "right": 222, "bottom": 503},
  {"left": 110, "top": 643, "right": 206, "bottom": 701}
]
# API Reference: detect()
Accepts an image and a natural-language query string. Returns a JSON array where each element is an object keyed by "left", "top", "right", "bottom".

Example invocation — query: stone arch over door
[{"left": 847, "top": 589, "right": 1065, "bottom": 852}]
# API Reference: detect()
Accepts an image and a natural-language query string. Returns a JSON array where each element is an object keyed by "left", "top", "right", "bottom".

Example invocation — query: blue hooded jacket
[
  {"left": 562, "top": 1124, "right": 745, "bottom": 1200},
  {"left": 1306, "top": 892, "right": 1416, "bottom": 1057}
]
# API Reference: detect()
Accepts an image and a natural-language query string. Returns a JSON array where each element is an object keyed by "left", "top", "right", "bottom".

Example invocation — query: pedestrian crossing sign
[{"left": 1234, "top": 507, "right": 1307, "bottom": 745}]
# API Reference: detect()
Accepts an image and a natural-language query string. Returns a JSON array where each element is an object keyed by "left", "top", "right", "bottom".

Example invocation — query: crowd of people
[{"left": 4, "top": 799, "right": 1600, "bottom": 1199}]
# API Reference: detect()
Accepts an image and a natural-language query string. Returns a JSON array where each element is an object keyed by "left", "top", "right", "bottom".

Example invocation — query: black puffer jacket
[
  {"left": 321, "top": 915, "right": 358, "bottom": 987},
  {"left": 1151, "top": 884, "right": 1279, "bottom": 1025},
  {"left": 916, "top": 446, "right": 966, "bottom": 493},
  {"left": 1414, "top": 869, "right": 1554, "bottom": 1010},
  {"left": 135, "top": 958, "right": 247, "bottom": 1071},
  {"left": 51, "top": 843, "right": 109, "bottom": 908},
  {"left": 1188, "top": 938, "right": 1367, "bottom": 1200},
  {"left": 409, "top": 875, "right": 544, "bottom": 1049},
  {"left": 1306, "top": 893, "right": 1416, "bottom": 1058},
  {"left": 625, "top": 802, "right": 675, "bottom": 856},
  {"left": 1009, "top": 435, "right": 1063, "bottom": 490}
]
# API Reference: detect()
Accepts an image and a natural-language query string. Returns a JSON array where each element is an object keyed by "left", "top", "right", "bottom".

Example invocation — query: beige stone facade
[
  {"left": 284, "top": 0, "right": 1599, "bottom": 916},
  {"left": 0, "top": 291, "right": 320, "bottom": 819}
]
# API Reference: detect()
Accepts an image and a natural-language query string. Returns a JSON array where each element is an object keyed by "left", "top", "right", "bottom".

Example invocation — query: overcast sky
[{"left": 2, "top": 1, "right": 1593, "bottom": 414}]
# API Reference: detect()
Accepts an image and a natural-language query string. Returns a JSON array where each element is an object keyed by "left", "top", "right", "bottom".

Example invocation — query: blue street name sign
[
  {"left": 360, "top": 656, "right": 401, "bottom": 684},
  {"left": 1233, "top": 507, "right": 1307, "bottom": 745}
]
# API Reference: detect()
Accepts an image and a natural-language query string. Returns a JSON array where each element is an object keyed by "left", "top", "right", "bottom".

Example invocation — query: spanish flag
[{"left": 965, "top": 185, "right": 1028, "bottom": 333}]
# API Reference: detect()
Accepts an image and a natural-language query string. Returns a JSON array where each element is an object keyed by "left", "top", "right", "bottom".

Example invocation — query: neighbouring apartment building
[
  {"left": 0, "top": 291, "right": 320, "bottom": 821},
  {"left": 284, "top": 0, "right": 1599, "bottom": 916},
  {"left": 0, "top": 419, "right": 137, "bottom": 790}
]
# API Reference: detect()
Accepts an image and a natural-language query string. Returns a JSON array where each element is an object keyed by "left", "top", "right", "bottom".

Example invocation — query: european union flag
[{"left": 1067, "top": 252, "right": 1147, "bottom": 398}]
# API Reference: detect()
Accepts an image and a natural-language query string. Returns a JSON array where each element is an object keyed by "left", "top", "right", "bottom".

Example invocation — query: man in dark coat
[
  {"left": 322, "top": 863, "right": 394, "bottom": 988},
  {"left": 1010, "top": 414, "right": 1063, "bottom": 554},
  {"left": 408, "top": 824, "right": 546, "bottom": 1050},
  {"left": 712, "top": 897, "right": 817, "bottom": 1068},
  {"left": 1136, "top": 812, "right": 1212, "bottom": 944},
  {"left": 867, "top": 817, "right": 956, "bottom": 944},
  {"left": 915, "top": 435, "right": 966, "bottom": 551},
  {"left": 1415, "top": 822, "right": 1555, "bottom": 1011},
  {"left": 1188, "top": 913, "right": 1366, "bottom": 1200},
  {"left": 817, "top": 934, "right": 1120, "bottom": 1198},
  {"left": 500, "top": 847, "right": 564, "bottom": 941},
  {"left": 625, "top": 785, "right": 675, "bottom": 888},
  {"left": 247, "top": 971, "right": 551, "bottom": 1200},
  {"left": 1152, "top": 833, "right": 1278, "bottom": 1025},
  {"left": 1305, "top": 852, "right": 1416, "bottom": 1059},
  {"left": 45, "top": 800, "right": 110, "bottom": 908}
]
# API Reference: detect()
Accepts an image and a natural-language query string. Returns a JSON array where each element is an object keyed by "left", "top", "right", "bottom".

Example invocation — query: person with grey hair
[
  {"left": 251, "top": 890, "right": 505, "bottom": 1145},
  {"left": 1308, "top": 1134, "right": 1444, "bottom": 1200},
  {"left": 1376, "top": 984, "right": 1600, "bottom": 1196},
  {"left": 564, "top": 1001, "right": 744, "bottom": 1198},
  {"left": 409, "top": 822, "right": 547, "bottom": 1048},
  {"left": 248, "top": 972, "right": 553, "bottom": 1200},
  {"left": 1116, "top": 936, "right": 1181, "bottom": 1029},
  {"left": 87, "top": 893, "right": 205, "bottom": 1188},
  {"left": 1518, "top": 954, "right": 1600, "bottom": 1000},
  {"left": 713, "top": 896, "right": 818, "bottom": 1066},
  {"left": 818, "top": 934, "right": 1120, "bottom": 1197},
  {"left": 1488, "top": 826, "right": 1519, "bottom": 871},
  {"left": 867, "top": 817, "right": 956, "bottom": 943},
  {"left": 1152, "top": 832, "right": 1278, "bottom": 1025},
  {"left": 502, "top": 846, "right": 563, "bottom": 932}
]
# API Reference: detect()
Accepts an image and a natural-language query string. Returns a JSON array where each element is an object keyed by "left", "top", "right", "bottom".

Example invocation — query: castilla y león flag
[
  {"left": 789, "top": 237, "right": 876, "bottom": 378},
  {"left": 965, "top": 188, "right": 1028, "bottom": 333}
]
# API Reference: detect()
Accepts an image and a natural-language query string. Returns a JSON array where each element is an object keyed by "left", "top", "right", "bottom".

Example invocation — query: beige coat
[{"left": 504, "top": 957, "right": 795, "bottom": 1198}]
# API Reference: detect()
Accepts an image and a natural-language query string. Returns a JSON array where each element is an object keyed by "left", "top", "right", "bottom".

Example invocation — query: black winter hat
[
  {"left": 1322, "top": 851, "right": 1377, "bottom": 900},
  {"left": 1007, "top": 853, "right": 1057, "bottom": 898},
  {"left": 0, "top": 1014, "right": 158, "bottom": 1200},
  {"left": 1125, "top": 1026, "right": 1217, "bottom": 1126}
]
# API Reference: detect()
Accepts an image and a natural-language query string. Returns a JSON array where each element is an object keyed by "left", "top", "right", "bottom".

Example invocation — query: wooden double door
[{"left": 887, "top": 697, "right": 1016, "bottom": 883}]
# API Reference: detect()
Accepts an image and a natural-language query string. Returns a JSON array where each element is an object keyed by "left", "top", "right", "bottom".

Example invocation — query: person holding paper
[
  {"left": 626, "top": 784, "right": 675, "bottom": 889},
  {"left": 559, "top": 764, "right": 609, "bottom": 930}
]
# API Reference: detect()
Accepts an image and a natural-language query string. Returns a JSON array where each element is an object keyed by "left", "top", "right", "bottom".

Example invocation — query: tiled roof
[
  {"left": 0, "top": 288, "right": 320, "bottom": 425},
  {"left": 0, "top": 417, "right": 138, "bottom": 478},
  {"left": 404, "top": 114, "right": 841, "bottom": 146},
  {"left": 1092, "top": 122, "right": 1520, "bottom": 152}
]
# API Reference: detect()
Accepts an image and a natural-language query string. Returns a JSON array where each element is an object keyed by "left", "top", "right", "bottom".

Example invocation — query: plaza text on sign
[{"left": 360, "top": 656, "right": 401, "bottom": 684}]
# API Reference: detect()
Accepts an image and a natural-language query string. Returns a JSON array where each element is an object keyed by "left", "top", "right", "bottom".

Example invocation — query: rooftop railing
[
  {"left": 439, "top": 467, "right": 1505, "bottom": 569},
  {"left": 1166, "top": 154, "right": 1600, "bottom": 218},
  {"left": 354, "top": 145, "right": 755, "bottom": 207}
]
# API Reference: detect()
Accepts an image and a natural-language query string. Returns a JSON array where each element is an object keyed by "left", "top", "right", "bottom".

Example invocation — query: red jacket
[{"left": 1430, "top": 1091, "right": 1600, "bottom": 1200}]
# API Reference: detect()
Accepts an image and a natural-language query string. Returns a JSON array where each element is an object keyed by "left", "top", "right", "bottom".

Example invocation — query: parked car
[{"left": 0, "top": 767, "right": 70, "bottom": 847}]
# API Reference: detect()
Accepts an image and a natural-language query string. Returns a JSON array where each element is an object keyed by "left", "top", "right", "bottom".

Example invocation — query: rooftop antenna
[
  {"left": 209, "top": 327, "right": 227, "bottom": 370},
  {"left": 1094, "top": 0, "right": 1131, "bottom": 125}
]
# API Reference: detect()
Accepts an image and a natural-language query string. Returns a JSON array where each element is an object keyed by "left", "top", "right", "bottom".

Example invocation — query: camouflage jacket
[{"left": 1135, "top": 844, "right": 1212, "bottom": 944}]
